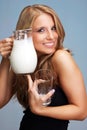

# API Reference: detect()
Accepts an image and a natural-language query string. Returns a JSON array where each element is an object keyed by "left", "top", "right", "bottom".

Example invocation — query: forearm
[
  {"left": 0, "top": 57, "right": 10, "bottom": 73},
  {"left": 37, "top": 104, "right": 87, "bottom": 121},
  {"left": 27, "top": 74, "right": 87, "bottom": 121},
  {"left": 0, "top": 58, "right": 12, "bottom": 108}
]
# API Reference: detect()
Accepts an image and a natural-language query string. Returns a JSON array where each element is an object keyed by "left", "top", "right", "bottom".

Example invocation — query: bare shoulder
[
  {"left": 52, "top": 49, "right": 72, "bottom": 61},
  {"left": 51, "top": 49, "right": 83, "bottom": 85},
  {"left": 52, "top": 49, "right": 77, "bottom": 72},
  {"left": 52, "top": 50, "right": 87, "bottom": 113}
]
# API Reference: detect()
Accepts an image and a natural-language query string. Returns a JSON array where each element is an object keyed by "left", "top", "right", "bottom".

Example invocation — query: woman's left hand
[{"left": 27, "top": 75, "right": 55, "bottom": 114}]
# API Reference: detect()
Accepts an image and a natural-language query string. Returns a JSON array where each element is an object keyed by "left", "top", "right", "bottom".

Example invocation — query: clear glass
[{"left": 35, "top": 69, "right": 53, "bottom": 106}]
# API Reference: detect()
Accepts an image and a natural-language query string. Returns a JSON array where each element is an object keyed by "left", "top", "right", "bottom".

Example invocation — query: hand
[
  {"left": 27, "top": 75, "right": 55, "bottom": 114},
  {"left": 0, "top": 37, "right": 13, "bottom": 58}
]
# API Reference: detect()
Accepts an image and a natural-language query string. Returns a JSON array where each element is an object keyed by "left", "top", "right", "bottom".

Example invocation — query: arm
[
  {"left": 27, "top": 50, "right": 87, "bottom": 120},
  {"left": 41, "top": 50, "right": 87, "bottom": 120},
  {"left": 0, "top": 38, "right": 14, "bottom": 108}
]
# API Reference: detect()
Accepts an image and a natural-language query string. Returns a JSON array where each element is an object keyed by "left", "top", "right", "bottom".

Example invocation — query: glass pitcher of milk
[{"left": 10, "top": 28, "right": 37, "bottom": 74}]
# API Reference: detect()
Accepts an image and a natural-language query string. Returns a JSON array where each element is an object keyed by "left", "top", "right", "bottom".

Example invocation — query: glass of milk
[
  {"left": 35, "top": 69, "right": 54, "bottom": 106},
  {"left": 10, "top": 28, "right": 37, "bottom": 74}
]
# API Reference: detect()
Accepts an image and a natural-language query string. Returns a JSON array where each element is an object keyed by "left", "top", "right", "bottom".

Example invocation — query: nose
[{"left": 46, "top": 30, "right": 54, "bottom": 39}]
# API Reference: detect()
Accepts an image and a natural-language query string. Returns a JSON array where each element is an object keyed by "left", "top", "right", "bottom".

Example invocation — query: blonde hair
[
  {"left": 12, "top": 4, "right": 65, "bottom": 108},
  {"left": 16, "top": 4, "right": 65, "bottom": 49}
]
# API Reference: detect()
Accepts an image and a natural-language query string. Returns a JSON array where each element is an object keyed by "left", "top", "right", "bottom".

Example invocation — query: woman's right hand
[{"left": 0, "top": 37, "right": 13, "bottom": 58}]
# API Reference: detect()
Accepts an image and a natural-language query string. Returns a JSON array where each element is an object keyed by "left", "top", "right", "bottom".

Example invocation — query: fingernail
[{"left": 52, "top": 89, "right": 55, "bottom": 93}]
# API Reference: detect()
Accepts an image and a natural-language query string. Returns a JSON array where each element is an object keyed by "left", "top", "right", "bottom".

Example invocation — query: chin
[
  {"left": 37, "top": 49, "right": 56, "bottom": 56},
  {"left": 46, "top": 49, "right": 56, "bottom": 54}
]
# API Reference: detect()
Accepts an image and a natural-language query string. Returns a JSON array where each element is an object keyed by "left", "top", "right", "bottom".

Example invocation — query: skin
[
  {"left": 0, "top": 13, "right": 87, "bottom": 121},
  {"left": 32, "top": 14, "right": 58, "bottom": 56}
]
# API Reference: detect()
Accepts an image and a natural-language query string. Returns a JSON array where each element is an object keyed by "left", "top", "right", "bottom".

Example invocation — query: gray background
[{"left": 0, "top": 0, "right": 87, "bottom": 130}]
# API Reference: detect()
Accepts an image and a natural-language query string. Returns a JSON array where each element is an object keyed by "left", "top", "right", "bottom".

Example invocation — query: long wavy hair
[{"left": 12, "top": 4, "right": 66, "bottom": 108}]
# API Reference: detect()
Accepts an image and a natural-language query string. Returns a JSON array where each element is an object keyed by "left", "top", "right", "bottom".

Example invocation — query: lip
[{"left": 43, "top": 42, "right": 55, "bottom": 48}]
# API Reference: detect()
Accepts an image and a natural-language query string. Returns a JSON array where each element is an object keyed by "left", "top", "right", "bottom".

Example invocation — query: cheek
[
  {"left": 33, "top": 43, "right": 39, "bottom": 50},
  {"left": 55, "top": 33, "right": 58, "bottom": 40},
  {"left": 32, "top": 34, "right": 42, "bottom": 49},
  {"left": 32, "top": 37, "right": 40, "bottom": 51},
  {"left": 32, "top": 34, "right": 40, "bottom": 43}
]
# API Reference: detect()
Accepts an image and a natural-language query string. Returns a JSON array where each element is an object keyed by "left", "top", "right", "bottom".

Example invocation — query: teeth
[{"left": 44, "top": 43, "right": 54, "bottom": 46}]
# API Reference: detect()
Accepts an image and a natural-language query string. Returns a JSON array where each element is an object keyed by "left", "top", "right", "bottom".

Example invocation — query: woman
[{"left": 0, "top": 4, "right": 87, "bottom": 130}]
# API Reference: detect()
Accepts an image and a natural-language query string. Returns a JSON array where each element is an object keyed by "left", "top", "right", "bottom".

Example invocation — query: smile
[{"left": 43, "top": 42, "right": 55, "bottom": 47}]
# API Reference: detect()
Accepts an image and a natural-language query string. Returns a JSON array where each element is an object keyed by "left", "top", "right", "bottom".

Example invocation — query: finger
[
  {"left": 0, "top": 51, "right": 12, "bottom": 58},
  {"left": 0, "top": 39, "right": 13, "bottom": 50},
  {"left": 35, "top": 79, "right": 46, "bottom": 85},
  {"left": 33, "top": 80, "right": 39, "bottom": 92},
  {"left": 0, "top": 38, "right": 13, "bottom": 44},
  {"left": 42, "top": 89, "right": 55, "bottom": 102},
  {"left": 1, "top": 45, "right": 13, "bottom": 51},
  {"left": 0, "top": 45, "right": 13, "bottom": 57},
  {"left": 27, "top": 75, "right": 39, "bottom": 97},
  {"left": 27, "top": 75, "right": 33, "bottom": 90}
]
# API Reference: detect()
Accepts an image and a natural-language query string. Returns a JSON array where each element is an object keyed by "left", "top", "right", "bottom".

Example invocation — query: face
[{"left": 32, "top": 13, "right": 58, "bottom": 56}]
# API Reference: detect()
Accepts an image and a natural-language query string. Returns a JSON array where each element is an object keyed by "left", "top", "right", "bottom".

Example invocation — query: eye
[
  {"left": 51, "top": 26, "right": 56, "bottom": 31},
  {"left": 37, "top": 27, "right": 46, "bottom": 33}
]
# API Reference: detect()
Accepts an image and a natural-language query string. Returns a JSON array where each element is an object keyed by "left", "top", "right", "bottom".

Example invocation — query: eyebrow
[{"left": 33, "top": 25, "right": 55, "bottom": 31}]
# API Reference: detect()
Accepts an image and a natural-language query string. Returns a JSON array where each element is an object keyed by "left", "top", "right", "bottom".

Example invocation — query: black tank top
[{"left": 19, "top": 85, "right": 69, "bottom": 130}]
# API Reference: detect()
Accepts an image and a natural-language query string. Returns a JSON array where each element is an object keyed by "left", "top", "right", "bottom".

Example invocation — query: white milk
[{"left": 10, "top": 37, "right": 37, "bottom": 74}]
